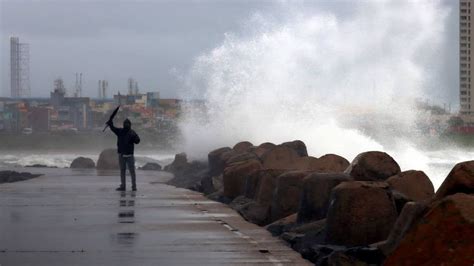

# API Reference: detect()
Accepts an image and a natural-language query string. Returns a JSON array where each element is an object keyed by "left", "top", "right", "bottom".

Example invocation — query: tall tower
[
  {"left": 460, "top": 0, "right": 474, "bottom": 114},
  {"left": 98, "top": 80, "right": 108, "bottom": 99},
  {"left": 10, "top": 36, "right": 30, "bottom": 98},
  {"left": 74, "top": 73, "right": 83, "bottom": 97}
]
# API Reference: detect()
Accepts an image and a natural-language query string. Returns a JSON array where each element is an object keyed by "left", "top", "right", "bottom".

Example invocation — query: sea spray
[{"left": 179, "top": 1, "right": 452, "bottom": 188}]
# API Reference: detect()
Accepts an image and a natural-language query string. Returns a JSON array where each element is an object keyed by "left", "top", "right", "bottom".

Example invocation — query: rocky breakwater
[{"left": 164, "top": 141, "right": 474, "bottom": 265}]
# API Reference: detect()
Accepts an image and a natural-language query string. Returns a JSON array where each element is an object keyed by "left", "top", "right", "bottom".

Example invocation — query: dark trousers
[{"left": 118, "top": 154, "right": 136, "bottom": 188}]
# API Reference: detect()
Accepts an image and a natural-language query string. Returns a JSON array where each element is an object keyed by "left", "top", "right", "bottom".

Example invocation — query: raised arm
[{"left": 106, "top": 120, "right": 120, "bottom": 135}]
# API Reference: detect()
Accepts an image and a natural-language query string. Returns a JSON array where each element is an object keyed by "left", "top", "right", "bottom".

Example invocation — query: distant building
[
  {"left": 460, "top": 0, "right": 474, "bottom": 115},
  {"left": 50, "top": 83, "right": 91, "bottom": 130},
  {"left": 50, "top": 87, "right": 66, "bottom": 108},
  {"left": 146, "top": 92, "right": 160, "bottom": 108},
  {"left": 29, "top": 107, "right": 51, "bottom": 132},
  {"left": 10, "top": 36, "right": 30, "bottom": 98}
]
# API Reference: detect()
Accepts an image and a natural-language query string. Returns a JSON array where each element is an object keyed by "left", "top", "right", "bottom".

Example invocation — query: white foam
[{"left": 178, "top": 1, "right": 453, "bottom": 189}]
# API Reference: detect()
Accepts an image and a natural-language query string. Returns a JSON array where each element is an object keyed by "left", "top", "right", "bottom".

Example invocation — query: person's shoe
[
  {"left": 132, "top": 187, "right": 137, "bottom": 191},
  {"left": 116, "top": 186, "right": 126, "bottom": 191}
]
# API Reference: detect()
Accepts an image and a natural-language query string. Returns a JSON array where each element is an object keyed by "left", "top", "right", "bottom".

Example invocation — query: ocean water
[{"left": 0, "top": 152, "right": 175, "bottom": 169}]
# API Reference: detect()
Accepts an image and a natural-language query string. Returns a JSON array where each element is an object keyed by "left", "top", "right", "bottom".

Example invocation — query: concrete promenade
[{"left": 0, "top": 168, "right": 310, "bottom": 266}]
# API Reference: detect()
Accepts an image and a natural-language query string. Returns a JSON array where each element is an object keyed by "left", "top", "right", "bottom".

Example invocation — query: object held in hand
[{"left": 103, "top": 105, "right": 120, "bottom": 132}]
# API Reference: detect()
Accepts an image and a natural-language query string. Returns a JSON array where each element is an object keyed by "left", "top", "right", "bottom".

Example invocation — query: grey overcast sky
[{"left": 0, "top": 0, "right": 459, "bottom": 105}]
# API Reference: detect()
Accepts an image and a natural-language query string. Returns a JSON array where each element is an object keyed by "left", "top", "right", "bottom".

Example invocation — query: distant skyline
[
  {"left": 0, "top": 0, "right": 459, "bottom": 106},
  {"left": 1, "top": 1, "right": 280, "bottom": 99}
]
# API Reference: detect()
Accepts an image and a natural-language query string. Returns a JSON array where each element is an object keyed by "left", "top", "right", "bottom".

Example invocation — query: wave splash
[{"left": 178, "top": 1, "right": 454, "bottom": 188}]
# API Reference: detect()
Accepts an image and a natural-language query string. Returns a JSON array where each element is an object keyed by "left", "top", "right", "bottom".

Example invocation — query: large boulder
[
  {"left": 243, "top": 170, "right": 263, "bottom": 199},
  {"left": 139, "top": 162, "right": 162, "bottom": 171},
  {"left": 325, "top": 181, "right": 398, "bottom": 246},
  {"left": 225, "top": 152, "right": 259, "bottom": 165},
  {"left": 313, "top": 154, "right": 350, "bottom": 173},
  {"left": 297, "top": 173, "right": 353, "bottom": 223},
  {"left": 435, "top": 160, "right": 474, "bottom": 200},
  {"left": 292, "top": 156, "right": 320, "bottom": 171},
  {"left": 222, "top": 159, "right": 262, "bottom": 199},
  {"left": 387, "top": 170, "right": 434, "bottom": 202},
  {"left": 70, "top": 157, "right": 95, "bottom": 169},
  {"left": 377, "top": 201, "right": 429, "bottom": 256},
  {"left": 232, "top": 141, "right": 254, "bottom": 153},
  {"left": 254, "top": 142, "right": 277, "bottom": 158},
  {"left": 238, "top": 169, "right": 287, "bottom": 226},
  {"left": 281, "top": 140, "right": 308, "bottom": 157},
  {"left": 292, "top": 154, "right": 349, "bottom": 172},
  {"left": 271, "top": 170, "right": 312, "bottom": 222},
  {"left": 261, "top": 145, "right": 301, "bottom": 170},
  {"left": 237, "top": 200, "right": 272, "bottom": 226},
  {"left": 165, "top": 160, "right": 208, "bottom": 190},
  {"left": 266, "top": 213, "right": 298, "bottom": 236},
  {"left": 208, "top": 147, "right": 232, "bottom": 176},
  {"left": 96, "top": 148, "right": 119, "bottom": 170},
  {"left": 385, "top": 193, "right": 474, "bottom": 266},
  {"left": 344, "top": 151, "right": 401, "bottom": 181},
  {"left": 254, "top": 169, "right": 288, "bottom": 205},
  {"left": 164, "top": 153, "right": 188, "bottom": 173}
]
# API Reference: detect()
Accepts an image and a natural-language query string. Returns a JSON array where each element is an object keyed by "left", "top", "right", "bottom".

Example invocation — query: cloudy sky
[{"left": 0, "top": 0, "right": 459, "bottom": 106}]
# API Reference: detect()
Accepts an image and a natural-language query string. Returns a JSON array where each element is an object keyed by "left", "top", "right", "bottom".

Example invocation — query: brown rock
[
  {"left": 377, "top": 201, "right": 429, "bottom": 256},
  {"left": 70, "top": 156, "right": 95, "bottom": 169},
  {"left": 222, "top": 159, "right": 262, "bottom": 199},
  {"left": 281, "top": 140, "right": 308, "bottom": 157},
  {"left": 238, "top": 200, "right": 272, "bottom": 226},
  {"left": 325, "top": 181, "right": 398, "bottom": 246},
  {"left": 344, "top": 151, "right": 401, "bottom": 181},
  {"left": 261, "top": 145, "right": 300, "bottom": 170},
  {"left": 312, "top": 154, "right": 350, "bottom": 173},
  {"left": 290, "top": 218, "right": 326, "bottom": 234},
  {"left": 164, "top": 152, "right": 188, "bottom": 173},
  {"left": 385, "top": 193, "right": 474, "bottom": 266},
  {"left": 271, "top": 170, "right": 312, "bottom": 222},
  {"left": 254, "top": 142, "right": 277, "bottom": 158},
  {"left": 387, "top": 170, "right": 434, "bottom": 202},
  {"left": 293, "top": 156, "right": 320, "bottom": 171},
  {"left": 96, "top": 148, "right": 119, "bottom": 170},
  {"left": 237, "top": 169, "right": 289, "bottom": 226},
  {"left": 254, "top": 169, "right": 288, "bottom": 205},
  {"left": 266, "top": 213, "right": 298, "bottom": 236},
  {"left": 208, "top": 147, "right": 232, "bottom": 176},
  {"left": 232, "top": 141, "right": 254, "bottom": 153},
  {"left": 226, "top": 152, "right": 259, "bottom": 165},
  {"left": 297, "top": 173, "right": 352, "bottom": 223},
  {"left": 292, "top": 154, "right": 350, "bottom": 173},
  {"left": 243, "top": 170, "right": 263, "bottom": 199},
  {"left": 435, "top": 160, "right": 474, "bottom": 200},
  {"left": 139, "top": 162, "right": 162, "bottom": 171}
]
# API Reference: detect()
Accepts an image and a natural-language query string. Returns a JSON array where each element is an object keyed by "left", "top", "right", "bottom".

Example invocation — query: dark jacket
[{"left": 107, "top": 121, "right": 140, "bottom": 155}]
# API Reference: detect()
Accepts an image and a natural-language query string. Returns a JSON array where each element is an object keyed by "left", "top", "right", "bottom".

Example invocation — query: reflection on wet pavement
[{"left": 116, "top": 192, "right": 138, "bottom": 244}]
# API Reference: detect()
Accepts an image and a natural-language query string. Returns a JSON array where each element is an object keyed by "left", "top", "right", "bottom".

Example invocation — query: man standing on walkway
[{"left": 106, "top": 118, "right": 140, "bottom": 191}]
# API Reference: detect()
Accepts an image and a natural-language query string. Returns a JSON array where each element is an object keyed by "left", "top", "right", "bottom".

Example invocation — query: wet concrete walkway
[{"left": 0, "top": 168, "right": 310, "bottom": 266}]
